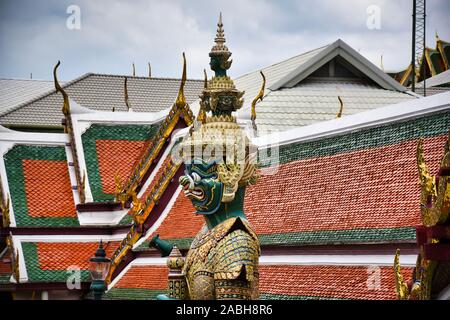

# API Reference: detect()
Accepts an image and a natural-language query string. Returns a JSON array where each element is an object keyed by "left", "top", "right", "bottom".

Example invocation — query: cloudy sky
[{"left": 0, "top": 0, "right": 449, "bottom": 81}]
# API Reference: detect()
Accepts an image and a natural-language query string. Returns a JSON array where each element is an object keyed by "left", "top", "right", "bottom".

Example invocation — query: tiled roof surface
[
  {"left": 107, "top": 264, "right": 413, "bottom": 300},
  {"left": 81, "top": 124, "right": 159, "bottom": 202},
  {"left": 245, "top": 135, "right": 445, "bottom": 237},
  {"left": 23, "top": 159, "right": 76, "bottom": 218},
  {"left": 0, "top": 74, "right": 203, "bottom": 127},
  {"left": 4, "top": 145, "right": 79, "bottom": 227},
  {"left": 0, "top": 78, "right": 55, "bottom": 115},
  {"left": 96, "top": 140, "right": 149, "bottom": 195},
  {"left": 259, "top": 265, "right": 414, "bottom": 300},
  {"left": 254, "top": 79, "right": 414, "bottom": 132},
  {"left": 137, "top": 111, "right": 449, "bottom": 248},
  {"left": 115, "top": 265, "right": 168, "bottom": 289},
  {"left": 153, "top": 191, "right": 202, "bottom": 239},
  {"left": 22, "top": 241, "right": 119, "bottom": 282},
  {"left": 135, "top": 191, "right": 202, "bottom": 249},
  {"left": 106, "top": 266, "right": 168, "bottom": 300}
]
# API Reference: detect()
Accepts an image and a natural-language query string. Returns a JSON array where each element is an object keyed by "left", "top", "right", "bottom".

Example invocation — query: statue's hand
[{"left": 156, "top": 294, "right": 178, "bottom": 300}]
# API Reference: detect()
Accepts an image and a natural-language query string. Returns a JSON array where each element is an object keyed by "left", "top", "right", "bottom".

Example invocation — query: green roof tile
[
  {"left": 22, "top": 242, "right": 91, "bottom": 283},
  {"left": 261, "top": 111, "right": 450, "bottom": 167},
  {"left": 105, "top": 288, "right": 165, "bottom": 300},
  {"left": 4, "top": 145, "right": 79, "bottom": 227},
  {"left": 81, "top": 124, "right": 159, "bottom": 202}
]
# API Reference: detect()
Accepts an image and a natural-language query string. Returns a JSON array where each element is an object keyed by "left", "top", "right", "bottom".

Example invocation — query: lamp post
[{"left": 89, "top": 240, "right": 111, "bottom": 300}]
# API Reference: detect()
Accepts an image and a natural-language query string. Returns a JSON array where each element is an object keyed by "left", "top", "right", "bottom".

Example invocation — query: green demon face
[{"left": 179, "top": 159, "right": 224, "bottom": 215}]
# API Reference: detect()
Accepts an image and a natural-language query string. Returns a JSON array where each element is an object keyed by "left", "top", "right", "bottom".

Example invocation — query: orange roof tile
[
  {"left": 259, "top": 265, "right": 414, "bottom": 299},
  {"left": 146, "top": 135, "right": 446, "bottom": 242},
  {"left": 111, "top": 264, "right": 413, "bottom": 299},
  {"left": 244, "top": 135, "right": 446, "bottom": 234},
  {"left": 96, "top": 140, "right": 148, "bottom": 194},
  {"left": 23, "top": 159, "right": 76, "bottom": 218},
  {"left": 115, "top": 266, "right": 168, "bottom": 290},
  {"left": 152, "top": 192, "right": 203, "bottom": 239},
  {"left": 37, "top": 242, "right": 120, "bottom": 271}
]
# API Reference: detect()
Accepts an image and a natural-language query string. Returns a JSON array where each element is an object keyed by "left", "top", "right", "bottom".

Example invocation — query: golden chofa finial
[
  {"left": 203, "top": 69, "right": 208, "bottom": 89},
  {"left": 251, "top": 71, "right": 266, "bottom": 131},
  {"left": 336, "top": 96, "right": 344, "bottom": 118},
  {"left": 394, "top": 249, "right": 410, "bottom": 300},
  {"left": 435, "top": 30, "right": 440, "bottom": 42},
  {"left": 124, "top": 77, "right": 132, "bottom": 111},
  {"left": 176, "top": 52, "right": 187, "bottom": 108},
  {"left": 53, "top": 61, "right": 70, "bottom": 116}
]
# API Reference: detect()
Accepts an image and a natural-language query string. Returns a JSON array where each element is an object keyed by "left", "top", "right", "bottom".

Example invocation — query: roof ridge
[
  {"left": 0, "top": 72, "right": 205, "bottom": 118},
  {"left": 85, "top": 73, "right": 203, "bottom": 82},
  {"left": 0, "top": 78, "right": 55, "bottom": 82}
]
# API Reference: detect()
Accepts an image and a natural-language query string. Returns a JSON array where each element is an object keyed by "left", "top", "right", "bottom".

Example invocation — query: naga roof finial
[
  {"left": 251, "top": 71, "right": 266, "bottom": 131},
  {"left": 124, "top": 77, "right": 131, "bottom": 111},
  {"left": 175, "top": 52, "right": 187, "bottom": 108},
  {"left": 336, "top": 96, "right": 344, "bottom": 118},
  {"left": 53, "top": 61, "right": 70, "bottom": 116}
]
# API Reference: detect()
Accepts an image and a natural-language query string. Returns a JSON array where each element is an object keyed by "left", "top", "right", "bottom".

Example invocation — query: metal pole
[
  {"left": 411, "top": 0, "right": 416, "bottom": 92},
  {"left": 423, "top": 0, "right": 426, "bottom": 96}
]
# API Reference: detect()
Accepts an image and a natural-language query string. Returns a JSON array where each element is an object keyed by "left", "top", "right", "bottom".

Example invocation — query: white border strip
[
  {"left": 254, "top": 91, "right": 450, "bottom": 148},
  {"left": 12, "top": 234, "right": 128, "bottom": 243},
  {"left": 108, "top": 254, "right": 417, "bottom": 290},
  {"left": 259, "top": 254, "right": 417, "bottom": 267}
]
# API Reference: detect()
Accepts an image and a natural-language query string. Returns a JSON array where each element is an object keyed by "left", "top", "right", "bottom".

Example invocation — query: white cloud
[{"left": 0, "top": 0, "right": 449, "bottom": 81}]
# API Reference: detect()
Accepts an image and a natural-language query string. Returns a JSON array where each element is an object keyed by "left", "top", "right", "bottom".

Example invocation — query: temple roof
[
  {"left": 417, "top": 69, "right": 450, "bottom": 88},
  {"left": 0, "top": 78, "right": 56, "bottom": 115},
  {"left": 246, "top": 78, "right": 414, "bottom": 132},
  {"left": 232, "top": 39, "right": 415, "bottom": 132},
  {"left": 133, "top": 92, "right": 450, "bottom": 253},
  {"left": 106, "top": 260, "right": 415, "bottom": 300},
  {"left": 0, "top": 74, "right": 203, "bottom": 129},
  {"left": 392, "top": 36, "right": 450, "bottom": 90},
  {"left": 20, "top": 240, "right": 120, "bottom": 283}
]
